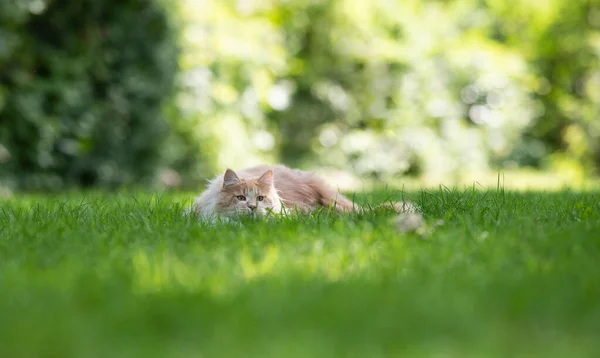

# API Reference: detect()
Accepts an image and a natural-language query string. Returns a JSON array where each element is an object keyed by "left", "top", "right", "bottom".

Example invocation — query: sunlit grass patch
[{"left": 0, "top": 188, "right": 599, "bottom": 357}]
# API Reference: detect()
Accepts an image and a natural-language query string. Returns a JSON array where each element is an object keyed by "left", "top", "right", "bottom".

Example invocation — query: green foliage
[
  {"left": 485, "top": 0, "right": 600, "bottom": 172},
  {"left": 1, "top": 190, "right": 600, "bottom": 356},
  {"left": 0, "top": 0, "right": 178, "bottom": 190},
  {"left": 3, "top": 0, "right": 600, "bottom": 190},
  {"left": 174, "top": 0, "right": 600, "bottom": 181}
]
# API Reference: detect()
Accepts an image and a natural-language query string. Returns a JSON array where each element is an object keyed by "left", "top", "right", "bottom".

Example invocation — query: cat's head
[{"left": 215, "top": 168, "right": 280, "bottom": 217}]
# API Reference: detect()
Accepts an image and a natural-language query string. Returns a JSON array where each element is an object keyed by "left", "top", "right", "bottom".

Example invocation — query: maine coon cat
[{"left": 191, "top": 164, "right": 415, "bottom": 219}]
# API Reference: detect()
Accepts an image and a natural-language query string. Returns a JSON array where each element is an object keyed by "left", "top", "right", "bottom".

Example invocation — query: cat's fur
[{"left": 191, "top": 164, "right": 415, "bottom": 220}]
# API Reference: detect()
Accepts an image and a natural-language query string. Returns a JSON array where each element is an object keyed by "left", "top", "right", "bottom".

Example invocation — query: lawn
[{"left": 1, "top": 187, "right": 599, "bottom": 358}]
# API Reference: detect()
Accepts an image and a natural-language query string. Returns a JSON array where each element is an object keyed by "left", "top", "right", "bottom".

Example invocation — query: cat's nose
[{"left": 248, "top": 204, "right": 257, "bottom": 211}]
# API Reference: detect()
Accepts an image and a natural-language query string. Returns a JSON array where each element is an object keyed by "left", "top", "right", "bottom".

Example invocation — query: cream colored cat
[{"left": 191, "top": 164, "right": 416, "bottom": 220}]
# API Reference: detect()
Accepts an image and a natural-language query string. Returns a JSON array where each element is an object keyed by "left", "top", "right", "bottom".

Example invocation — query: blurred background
[{"left": 1, "top": 0, "right": 599, "bottom": 192}]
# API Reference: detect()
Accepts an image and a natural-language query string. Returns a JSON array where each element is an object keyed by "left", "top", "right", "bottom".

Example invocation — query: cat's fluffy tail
[
  {"left": 314, "top": 181, "right": 417, "bottom": 214},
  {"left": 315, "top": 185, "right": 355, "bottom": 212}
]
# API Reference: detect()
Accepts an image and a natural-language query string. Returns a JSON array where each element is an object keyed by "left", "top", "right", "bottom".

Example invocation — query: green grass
[{"left": 1, "top": 188, "right": 599, "bottom": 358}]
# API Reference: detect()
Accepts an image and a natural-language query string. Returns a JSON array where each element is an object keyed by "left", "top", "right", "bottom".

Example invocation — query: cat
[{"left": 190, "top": 164, "right": 416, "bottom": 221}]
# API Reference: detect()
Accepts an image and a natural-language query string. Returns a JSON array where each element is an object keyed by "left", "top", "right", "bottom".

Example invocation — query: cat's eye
[
  {"left": 236, "top": 195, "right": 246, "bottom": 201},
  {"left": 257, "top": 196, "right": 265, "bottom": 202}
]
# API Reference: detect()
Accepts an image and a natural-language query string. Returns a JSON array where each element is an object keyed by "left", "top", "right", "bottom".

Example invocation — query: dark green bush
[{"left": 0, "top": 0, "right": 178, "bottom": 190}]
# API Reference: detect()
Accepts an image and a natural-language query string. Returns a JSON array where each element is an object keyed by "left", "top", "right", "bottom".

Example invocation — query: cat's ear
[
  {"left": 258, "top": 170, "right": 273, "bottom": 186},
  {"left": 223, "top": 169, "right": 240, "bottom": 187}
]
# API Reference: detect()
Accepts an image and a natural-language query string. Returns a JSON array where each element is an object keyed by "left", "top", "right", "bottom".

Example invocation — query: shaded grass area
[{"left": 1, "top": 188, "right": 599, "bottom": 357}]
